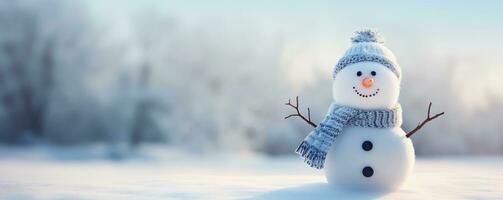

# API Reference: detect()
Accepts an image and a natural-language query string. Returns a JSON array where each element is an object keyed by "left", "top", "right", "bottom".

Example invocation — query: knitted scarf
[{"left": 296, "top": 103, "right": 402, "bottom": 169}]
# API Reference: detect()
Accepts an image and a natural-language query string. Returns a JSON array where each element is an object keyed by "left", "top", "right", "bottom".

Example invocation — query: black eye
[
  {"left": 356, "top": 71, "right": 362, "bottom": 77},
  {"left": 371, "top": 71, "right": 377, "bottom": 76}
]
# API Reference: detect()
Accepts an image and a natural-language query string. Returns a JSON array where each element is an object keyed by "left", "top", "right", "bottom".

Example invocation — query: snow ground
[{"left": 0, "top": 146, "right": 502, "bottom": 200}]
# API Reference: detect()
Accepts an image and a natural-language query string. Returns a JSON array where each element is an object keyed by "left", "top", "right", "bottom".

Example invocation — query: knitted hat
[{"left": 333, "top": 29, "right": 401, "bottom": 79}]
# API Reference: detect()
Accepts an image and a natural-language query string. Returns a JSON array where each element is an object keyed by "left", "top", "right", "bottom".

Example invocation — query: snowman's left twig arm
[
  {"left": 406, "top": 102, "right": 445, "bottom": 138},
  {"left": 284, "top": 96, "right": 317, "bottom": 128}
]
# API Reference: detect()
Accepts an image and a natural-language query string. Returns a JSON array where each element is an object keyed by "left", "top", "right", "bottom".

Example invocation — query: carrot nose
[{"left": 362, "top": 78, "right": 374, "bottom": 88}]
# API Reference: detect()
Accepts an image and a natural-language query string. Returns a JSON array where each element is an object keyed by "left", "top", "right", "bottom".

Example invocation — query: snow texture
[{"left": 0, "top": 147, "right": 502, "bottom": 200}]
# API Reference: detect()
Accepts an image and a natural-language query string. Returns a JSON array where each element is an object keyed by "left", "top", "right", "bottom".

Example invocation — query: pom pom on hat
[{"left": 351, "top": 29, "right": 384, "bottom": 44}]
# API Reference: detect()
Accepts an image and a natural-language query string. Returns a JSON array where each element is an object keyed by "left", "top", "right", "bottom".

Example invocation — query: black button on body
[
  {"left": 362, "top": 140, "right": 373, "bottom": 151},
  {"left": 362, "top": 166, "right": 374, "bottom": 177}
]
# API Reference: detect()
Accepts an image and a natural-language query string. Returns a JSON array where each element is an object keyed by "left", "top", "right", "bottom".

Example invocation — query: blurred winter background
[{"left": 1, "top": 0, "right": 503, "bottom": 199}]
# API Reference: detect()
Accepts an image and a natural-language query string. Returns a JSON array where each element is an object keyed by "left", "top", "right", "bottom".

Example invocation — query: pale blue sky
[
  {"left": 86, "top": 0, "right": 503, "bottom": 55},
  {"left": 85, "top": 0, "right": 503, "bottom": 106}
]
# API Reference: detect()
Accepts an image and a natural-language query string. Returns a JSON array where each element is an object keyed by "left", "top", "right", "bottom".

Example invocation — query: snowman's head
[
  {"left": 332, "top": 29, "right": 401, "bottom": 109},
  {"left": 332, "top": 62, "right": 400, "bottom": 109}
]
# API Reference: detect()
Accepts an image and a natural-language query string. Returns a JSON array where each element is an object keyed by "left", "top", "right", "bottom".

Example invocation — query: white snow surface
[{"left": 0, "top": 146, "right": 502, "bottom": 200}]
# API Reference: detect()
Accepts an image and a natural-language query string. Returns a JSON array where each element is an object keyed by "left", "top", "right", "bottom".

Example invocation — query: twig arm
[
  {"left": 284, "top": 96, "right": 317, "bottom": 128},
  {"left": 406, "top": 102, "right": 445, "bottom": 138}
]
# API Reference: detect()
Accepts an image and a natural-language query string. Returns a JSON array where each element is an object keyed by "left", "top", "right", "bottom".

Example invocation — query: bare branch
[
  {"left": 406, "top": 102, "right": 445, "bottom": 138},
  {"left": 284, "top": 114, "right": 299, "bottom": 119},
  {"left": 284, "top": 96, "right": 317, "bottom": 128}
]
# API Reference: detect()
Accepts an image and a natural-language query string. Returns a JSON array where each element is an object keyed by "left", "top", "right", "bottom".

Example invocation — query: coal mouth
[{"left": 353, "top": 86, "right": 380, "bottom": 98}]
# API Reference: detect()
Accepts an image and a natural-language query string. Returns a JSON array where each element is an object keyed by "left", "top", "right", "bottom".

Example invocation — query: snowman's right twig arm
[
  {"left": 284, "top": 96, "right": 317, "bottom": 128},
  {"left": 405, "top": 102, "right": 445, "bottom": 138}
]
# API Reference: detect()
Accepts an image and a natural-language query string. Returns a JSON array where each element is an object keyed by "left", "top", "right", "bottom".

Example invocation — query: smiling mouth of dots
[{"left": 353, "top": 86, "right": 380, "bottom": 98}]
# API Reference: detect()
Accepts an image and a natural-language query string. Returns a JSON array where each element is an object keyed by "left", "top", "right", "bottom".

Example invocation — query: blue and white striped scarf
[{"left": 296, "top": 103, "right": 402, "bottom": 169}]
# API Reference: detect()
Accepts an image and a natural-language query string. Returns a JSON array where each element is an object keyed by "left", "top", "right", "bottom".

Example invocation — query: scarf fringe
[{"left": 295, "top": 141, "right": 327, "bottom": 169}]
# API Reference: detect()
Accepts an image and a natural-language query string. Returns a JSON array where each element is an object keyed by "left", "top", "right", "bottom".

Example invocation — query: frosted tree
[
  {"left": 0, "top": 0, "right": 74, "bottom": 143},
  {"left": 0, "top": 0, "right": 128, "bottom": 145}
]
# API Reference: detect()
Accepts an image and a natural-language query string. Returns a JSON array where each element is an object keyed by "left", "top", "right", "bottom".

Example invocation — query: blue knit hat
[{"left": 333, "top": 29, "right": 401, "bottom": 79}]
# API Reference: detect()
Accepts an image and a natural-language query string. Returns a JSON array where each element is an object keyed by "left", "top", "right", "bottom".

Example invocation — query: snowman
[{"left": 285, "top": 29, "right": 443, "bottom": 191}]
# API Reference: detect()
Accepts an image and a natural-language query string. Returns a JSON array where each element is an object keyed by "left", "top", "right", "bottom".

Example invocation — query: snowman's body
[
  {"left": 321, "top": 60, "right": 415, "bottom": 191},
  {"left": 324, "top": 126, "right": 415, "bottom": 190},
  {"left": 296, "top": 30, "right": 416, "bottom": 191}
]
